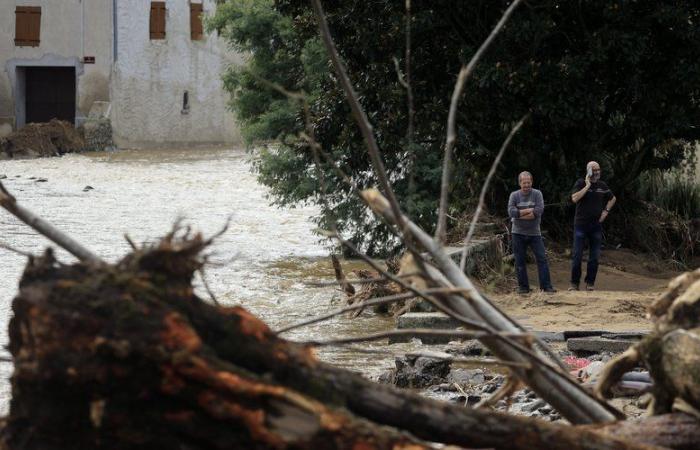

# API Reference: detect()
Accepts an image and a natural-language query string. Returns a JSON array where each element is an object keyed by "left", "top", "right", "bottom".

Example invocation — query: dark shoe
[
  {"left": 568, "top": 283, "right": 579, "bottom": 291},
  {"left": 542, "top": 287, "right": 557, "bottom": 293},
  {"left": 517, "top": 287, "right": 531, "bottom": 295},
  {"left": 586, "top": 284, "right": 595, "bottom": 291}
]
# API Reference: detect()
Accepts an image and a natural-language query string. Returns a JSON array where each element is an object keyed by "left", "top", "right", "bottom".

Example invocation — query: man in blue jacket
[{"left": 508, "top": 171, "right": 555, "bottom": 295}]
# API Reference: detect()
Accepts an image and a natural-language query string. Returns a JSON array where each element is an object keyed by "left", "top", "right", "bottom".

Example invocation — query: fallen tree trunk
[{"left": 0, "top": 236, "right": 675, "bottom": 450}]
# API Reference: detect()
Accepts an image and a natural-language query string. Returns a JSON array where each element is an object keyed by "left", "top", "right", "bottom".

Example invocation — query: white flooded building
[{"left": 0, "top": 0, "right": 242, "bottom": 147}]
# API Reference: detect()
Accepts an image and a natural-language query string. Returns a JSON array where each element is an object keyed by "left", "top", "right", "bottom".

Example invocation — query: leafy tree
[{"left": 211, "top": 0, "right": 700, "bottom": 254}]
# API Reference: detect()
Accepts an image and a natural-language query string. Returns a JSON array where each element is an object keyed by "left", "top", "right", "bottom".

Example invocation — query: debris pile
[{"left": 0, "top": 119, "right": 85, "bottom": 159}]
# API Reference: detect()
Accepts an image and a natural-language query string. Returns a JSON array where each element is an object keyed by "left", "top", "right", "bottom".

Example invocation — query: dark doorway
[{"left": 25, "top": 67, "right": 75, "bottom": 124}]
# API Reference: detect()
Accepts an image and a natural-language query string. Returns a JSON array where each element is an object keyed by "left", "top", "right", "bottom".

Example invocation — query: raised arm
[{"left": 571, "top": 177, "right": 590, "bottom": 203}]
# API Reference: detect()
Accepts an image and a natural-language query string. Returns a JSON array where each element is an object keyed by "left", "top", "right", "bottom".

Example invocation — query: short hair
[{"left": 518, "top": 171, "right": 533, "bottom": 183}]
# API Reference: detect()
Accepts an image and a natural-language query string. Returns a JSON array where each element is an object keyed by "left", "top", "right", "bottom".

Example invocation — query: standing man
[
  {"left": 569, "top": 161, "right": 616, "bottom": 291},
  {"left": 508, "top": 171, "right": 555, "bottom": 295}
]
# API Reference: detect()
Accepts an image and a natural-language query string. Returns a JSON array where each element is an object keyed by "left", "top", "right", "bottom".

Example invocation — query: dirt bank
[{"left": 491, "top": 248, "right": 687, "bottom": 333}]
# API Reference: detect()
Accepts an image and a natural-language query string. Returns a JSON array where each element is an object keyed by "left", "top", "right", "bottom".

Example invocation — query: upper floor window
[
  {"left": 15, "top": 6, "right": 41, "bottom": 47},
  {"left": 150, "top": 2, "right": 166, "bottom": 40},
  {"left": 190, "top": 3, "right": 204, "bottom": 40}
]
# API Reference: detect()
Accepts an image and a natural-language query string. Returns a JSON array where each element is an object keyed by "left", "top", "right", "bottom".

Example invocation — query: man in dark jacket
[
  {"left": 508, "top": 171, "right": 555, "bottom": 295},
  {"left": 569, "top": 161, "right": 616, "bottom": 291}
]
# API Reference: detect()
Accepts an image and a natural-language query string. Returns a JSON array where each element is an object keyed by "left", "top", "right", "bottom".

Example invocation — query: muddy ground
[{"left": 490, "top": 248, "right": 688, "bottom": 333}]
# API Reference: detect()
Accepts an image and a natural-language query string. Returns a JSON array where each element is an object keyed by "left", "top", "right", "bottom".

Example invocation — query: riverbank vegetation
[{"left": 211, "top": 0, "right": 700, "bottom": 260}]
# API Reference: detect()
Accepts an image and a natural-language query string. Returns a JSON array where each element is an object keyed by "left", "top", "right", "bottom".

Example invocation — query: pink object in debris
[{"left": 564, "top": 356, "right": 590, "bottom": 370}]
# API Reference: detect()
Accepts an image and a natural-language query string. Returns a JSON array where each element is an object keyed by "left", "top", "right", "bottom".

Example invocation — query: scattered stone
[
  {"left": 83, "top": 185, "right": 94, "bottom": 192},
  {"left": 448, "top": 368, "right": 485, "bottom": 386},
  {"left": 82, "top": 118, "right": 114, "bottom": 152},
  {"left": 35, "top": 178, "right": 48, "bottom": 183},
  {"left": 444, "top": 339, "right": 491, "bottom": 356},
  {"left": 520, "top": 399, "right": 546, "bottom": 413},
  {"left": 392, "top": 356, "right": 451, "bottom": 388},
  {"left": 0, "top": 174, "right": 6, "bottom": 179}
]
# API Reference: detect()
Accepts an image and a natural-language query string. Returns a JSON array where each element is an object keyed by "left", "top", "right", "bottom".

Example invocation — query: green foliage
[
  {"left": 212, "top": 0, "right": 700, "bottom": 254},
  {"left": 637, "top": 169, "right": 700, "bottom": 219}
]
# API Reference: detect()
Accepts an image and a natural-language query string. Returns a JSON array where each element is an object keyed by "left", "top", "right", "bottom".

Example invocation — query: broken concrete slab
[
  {"left": 567, "top": 337, "right": 635, "bottom": 354},
  {"left": 601, "top": 331, "right": 649, "bottom": 340},
  {"left": 443, "top": 235, "right": 504, "bottom": 276},
  {"left": 392, "top": 313, "right": 462, "bottom": 344},
  {"left": 396, "top": 313, "right": 461, "bottom": 330},
  {"left": 533, "top": 331, "right": 566, "bottom": 342},
  {"left": 562, "top": 330, "right": 607, "bottom": 339}
]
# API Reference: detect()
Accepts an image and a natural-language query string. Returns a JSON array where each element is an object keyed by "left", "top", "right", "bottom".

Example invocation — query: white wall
[
  {"left": 0, "top": 0, "right": 113, "bottom": 128},
  {"left": 111, "top": 0, "right": 242, "bottom": 147}
]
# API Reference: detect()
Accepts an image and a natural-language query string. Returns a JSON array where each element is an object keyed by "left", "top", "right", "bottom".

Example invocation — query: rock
[
  {"left": 376, "top": 370, "right": 393, "bottom": 385},
  {"left": 392, "top": 356, "right": 451, "bottom": 388},
  {"left": 444, "top": 339, "right": 491, "bottom": 357},
  {"left": 521, "top": 399, "right": 546, "bottom": 413},
  {"left": 82, "top": 118, "right": 114, "bottom": 152},
  {"left": 83, "top": 185, "right": 94, "bottom": 192},
  {"left": 448, "top": 368, "right": 485, "bottom": 385},
  {"left": 0, "top": 174, "right": 6, "bottom": 180},
  {"left": 35, "top": 178, "right": 47, "bottom": 183},
  {"left": 661, "top": 328, "right": 700, "bottom": 410}
]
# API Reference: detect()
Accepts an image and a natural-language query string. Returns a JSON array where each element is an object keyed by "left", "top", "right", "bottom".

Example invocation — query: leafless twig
[
  {"left": 0, "top": 240, "right": 33, "bottom": 258},
  {"left": 302, "top": 328, "right": 522, "bottom": 347},
  {"left": 333, "top": 345, "right": 531, "bottom": 369},
  {"left": 460, "top": 113, "right": 529, "bottom": 271},
  {"left": 198, "top": 268, "right": 220, "bottom": 306},
  {"left": 310, "top": 0, "right": 407, "bottom": 236},
  {"left": 435, "top": 0, "right": 525, "bottom": 243},
  {"left": 277, "top": 286, "right": 468, "bottom": 334}
]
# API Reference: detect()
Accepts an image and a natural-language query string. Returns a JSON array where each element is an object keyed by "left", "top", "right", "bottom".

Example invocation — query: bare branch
[
  {"left": 310, "top": 0, "right": 407, "bottom": 235},
  {"left": 334, "top": 345, "right": 531, "bottom": 370},
  {"left": 305, "top": 271, "right": 421, "bottom": 287},
  {"left": 0, "top": 181, "right": 104, "bottom": 265},
  {"left": 331, "top": 254, "right": 356, "bottom": 296},
  {"left": 459, "top": 113, "right": 529, "bottom": 271},
  {"left": 0, "top": 240, "right": 33, "bottom": 258},
  {"left": 361, "top": 188, "right": 619, "bottom": 424},
  {"left": 302, "top": 328, "right": 522, "bottom": 347},
  {"left": 198, "top": 268, "right": 220, "bottom": 307},
  {"left": 277, "top": 286, "right": 469, "bottom": 334},
  {"left": 435, "top": 0, "right": 525, "bottom": 243}
]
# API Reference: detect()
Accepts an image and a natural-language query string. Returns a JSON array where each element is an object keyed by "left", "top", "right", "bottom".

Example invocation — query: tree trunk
[{"left": 0, "top": 241, "right": 679, "bottom": 449}]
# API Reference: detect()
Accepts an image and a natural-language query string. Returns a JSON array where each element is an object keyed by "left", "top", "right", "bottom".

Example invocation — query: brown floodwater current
[{"left": 0, "top": 147, "right": 426, "bottom": 414}]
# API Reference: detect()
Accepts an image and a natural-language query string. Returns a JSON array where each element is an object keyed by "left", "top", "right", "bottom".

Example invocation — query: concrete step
[{"left": 567, "top": 337, "right": 637, "bottom": 354}]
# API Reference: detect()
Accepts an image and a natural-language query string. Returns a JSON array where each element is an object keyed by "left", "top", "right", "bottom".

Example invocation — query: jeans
[
  {"left": 571, "top": 223, "right": 603, "bottom": 286},
  {"left": 512, "top": 234, "right": 553, "bottom": 290}
]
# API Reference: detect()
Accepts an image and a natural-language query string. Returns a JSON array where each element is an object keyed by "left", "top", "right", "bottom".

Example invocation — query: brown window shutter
[
  {"left": 190, "top": 3, "right": 204, "bottom": 40},
  {"left": 150, "top": 2, "right": 166, "bottom": 40},
  {"left": 15, "top": 6, "right": 41, "bottom": 47}
]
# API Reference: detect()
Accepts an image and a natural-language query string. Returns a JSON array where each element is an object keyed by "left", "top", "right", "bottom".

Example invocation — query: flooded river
[{"left": 0, "top": 147, "right": 417, "bottom": 413}]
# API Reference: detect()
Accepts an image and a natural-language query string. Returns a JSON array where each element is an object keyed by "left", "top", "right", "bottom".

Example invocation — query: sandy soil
[{"left": 489, "top": 248, "right": 685, "bottom": 333}]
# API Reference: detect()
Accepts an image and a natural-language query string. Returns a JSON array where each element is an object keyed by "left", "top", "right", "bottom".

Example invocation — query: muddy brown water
[{"left": 0, "top": 147, "right": 424, "bottom": 414}]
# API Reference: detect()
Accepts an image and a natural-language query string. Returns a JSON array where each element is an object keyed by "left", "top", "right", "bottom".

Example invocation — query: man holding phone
[{"left": 569, "top": 161, "right": 616, "bottom": 291}]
